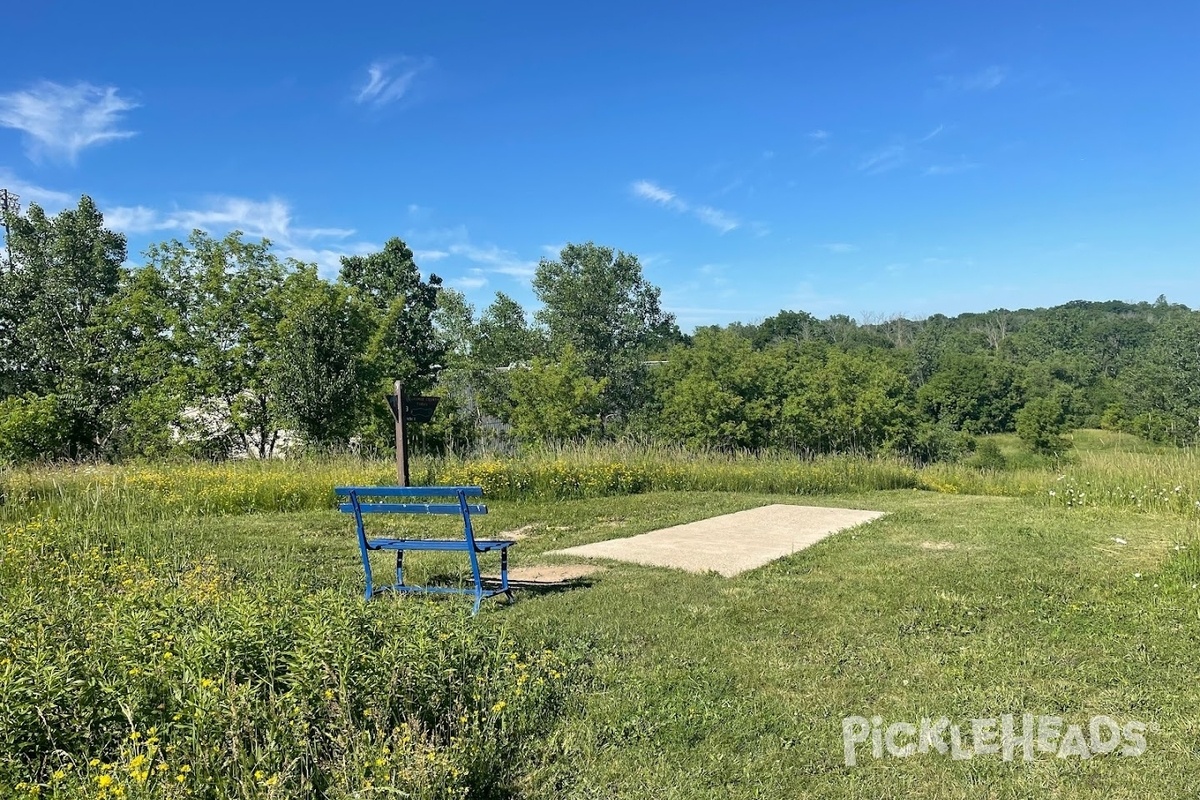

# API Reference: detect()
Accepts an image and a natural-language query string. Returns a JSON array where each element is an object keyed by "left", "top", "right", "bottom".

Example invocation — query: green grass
[{"left": 4, "top": 434, "right": 1200, "bottom": 797}]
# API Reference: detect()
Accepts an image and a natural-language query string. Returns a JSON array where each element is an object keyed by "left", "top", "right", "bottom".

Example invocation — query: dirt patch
[
  {"left": 498, "top": 524, "right": 538, "bottom": 540},
  {"left": 920, "top": 541, "right": 956, "bottom": 551},
  {"left": 490, "top": 564, "right": 604, "bottom": 584}
]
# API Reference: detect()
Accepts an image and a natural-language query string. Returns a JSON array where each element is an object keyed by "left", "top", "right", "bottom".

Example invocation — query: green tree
[
  {"left": 340, "top": 238, "right": 444, "bottom": 392},
  {"left": 146, "top": 231, "right": 290, "bottom": 458},
  {"left": 533, "top": 243, "right": 678, "bottom": 424},
  {"left": 507, "top": 344, "right": 607, "bottom": 443},
  {"left": 917, "top": 353, "right": 1023, "bottom": 434},
  {"left": 751, "top": 310, "right": 828, "bottom": 349},
  {"left": 1016, "top": 397, "right": 1068, "bottom": 454},
  {"left": 0, "top": 197, "right": 127, "bottom": 457},
  {"left": 0, "top": 393, "right": 72, "bottom": 463},
  {"left": 272, "top": 267, "right": 374, "bottom": 448},
  {"left": 655, "top": 328, "right": 779, "bottom": 450},
  {"left": 776, "top": 344, "right": 917, "bottom": 453},
  {"left": 339, "top": 238, "right": 445, "bottom": 450},
  {"left": 1121, "top": 313, "right": 1200, "bottom": 445}
]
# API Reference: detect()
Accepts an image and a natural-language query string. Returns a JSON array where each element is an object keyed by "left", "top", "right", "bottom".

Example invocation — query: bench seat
[{"left": 365, "top": 538, "right": 515, "bottom": 552}]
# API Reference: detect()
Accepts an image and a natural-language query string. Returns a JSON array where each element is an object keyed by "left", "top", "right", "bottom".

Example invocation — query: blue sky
[{"left": 2, "top": 1, "right": 1197, "bottom": 329}]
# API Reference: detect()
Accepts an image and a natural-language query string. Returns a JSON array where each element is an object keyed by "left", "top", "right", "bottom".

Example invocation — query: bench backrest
[{"left": 334, "top": 485, "right": 487, "bottom": 549}]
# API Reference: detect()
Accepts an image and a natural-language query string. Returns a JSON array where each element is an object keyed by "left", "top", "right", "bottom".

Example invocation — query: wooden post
[{"left": 394, "top": 380, "right": 409, "bottom": 486}]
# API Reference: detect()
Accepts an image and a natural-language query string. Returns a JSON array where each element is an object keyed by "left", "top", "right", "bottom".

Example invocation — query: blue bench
[{"left": 334, "top": 485, "right": 515, "bottom": 614}]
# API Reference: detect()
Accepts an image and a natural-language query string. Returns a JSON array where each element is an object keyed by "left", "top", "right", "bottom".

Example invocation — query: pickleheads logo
[{"left": 841, "top": 714, "right": 1153, "bottom": 766}]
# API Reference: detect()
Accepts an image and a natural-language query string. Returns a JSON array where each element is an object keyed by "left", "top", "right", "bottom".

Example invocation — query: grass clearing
[{"left": 3, "top": 434, "right": 1200, "bottom": 796}]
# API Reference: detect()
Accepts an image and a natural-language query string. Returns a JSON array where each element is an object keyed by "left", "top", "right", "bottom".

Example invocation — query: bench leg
[
  {"left": 467, "top": 545, "right": 484, "bottom": 616},
  {"left": 360, "top": 550, "right": 374, "bottom": 601},
  {"left": 395, "top": 549, "right": 404, "bottom": 589},
  {"left": 501, "top": 547, "right": 514, "bottom": 604}
]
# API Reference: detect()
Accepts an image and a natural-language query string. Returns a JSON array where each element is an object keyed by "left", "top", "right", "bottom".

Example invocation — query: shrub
[
  {"left": 0, "top": 393, "right": 71, "bottom": 464},
  {"left": 968, "top": 439, "right": 1007, "bottom": 470},
  {"left": 1016, "top": 398, "right": 1068, "bottom": 455}
]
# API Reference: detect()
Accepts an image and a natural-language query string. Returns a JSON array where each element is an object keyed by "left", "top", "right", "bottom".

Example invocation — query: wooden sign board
[{"left": 387, "top": 394, "right": 440, "bottom": 423}]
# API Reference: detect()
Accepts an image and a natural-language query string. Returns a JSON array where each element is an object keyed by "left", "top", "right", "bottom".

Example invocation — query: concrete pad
[{"left": 549, "top": 504, "right": 885, "bottom": 577}]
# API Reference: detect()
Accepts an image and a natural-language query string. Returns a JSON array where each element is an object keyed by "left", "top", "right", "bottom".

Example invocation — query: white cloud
[
  {"left": 630, "top": 180, "right": 742, "bottom": 234},
  {"left": 939, "top": 65, "right": 1007, "bottom": 92},
  {"left": 0, "top": 81, "right": 137, "bottom": 163},
  {"left": 820, "top": 242, "right": 859, "bottom": 254},
  {"left": 0, "top": 169, "right": 74, "bottom": 211},
  {"left": 918, "top": 124, "right": 945, "bottom": 142},
  {"left": 809, "top": 129, "right": 830, "bottom": 141},
  {"left": 693, "top": 205, "right": 739, "bottom": 234},
  {"left": 356, "top": 57, "right": 432, "bottom": 107},
  {"left": 104, "top": 196, "right": 371, "bottom": 275},
  {"left": 449, "top": 269, "right": 488, "bottom": 290},
  {"left": 415, "top": 249, "right": 449, "bottom": 262},
  {"left": 448, "top": 242, "right": 537, "bottom": 279},
  {"left": 632, "top": 180, "right": 685, "bottom": 210},
  {"left": 857, "top": 144, "right": 907, "bottom": 175}
]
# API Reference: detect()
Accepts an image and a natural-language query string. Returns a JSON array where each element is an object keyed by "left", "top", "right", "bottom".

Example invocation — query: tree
[
  {"left": 507, "top": 344, "right": 607, "bottom": 443},
  {"left": 751, "top": 310, "right": 828, "bottom": 349},
  {"left": 145, "top": 231, "right": 290, "bottom": 458},
  {"left": 1016, "top": 397, "right": 1068, "bottom": 454},
  {"left": 1121, "top": 313, "right": 1200, "bottom": 445},
  {"left": 917, "top": 354, "right": 1024, "bottom": 434},
  {"left": 655, "top": 328, "right": 779, "bottom": 450},
  {"left": 533, "top": 243, "right": 678, "bottom": 423},
  {"left": 272, "top": 267, "right": 374, "bottom": 447},
  {"left": 475, "top": 292, "right": 540, "bottom": 369},
  {"left": 776, "top": 344, "right": 917, "bottom": 453},
  {"left": 0, "top": 196, "right": 127, "bottom": 456},
  {"left": 340, "top": 237, "right": 444, "bottom": 392}
]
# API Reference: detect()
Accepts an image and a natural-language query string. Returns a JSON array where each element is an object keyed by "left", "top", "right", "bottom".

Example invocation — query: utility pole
[
  {"left": 0, "top": 189, "right": 20, "bottom": 271},
  {"left": 394, "top": 380, "right": 409, "bottom": 486}
]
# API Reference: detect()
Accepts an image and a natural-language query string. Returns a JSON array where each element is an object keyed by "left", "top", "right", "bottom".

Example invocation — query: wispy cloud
[
  {"left": 0, "top": 81, "right": 137, "bottom": 163},
  {"left": 808, "top": 129, "right": 832, "bottom": 156},
  {"left": 918, "top": 124, "right": 945, "bottom": 143},
  {"left": 632, "top": 180, "right": 686, "bottom": 210},
  {"left": 449, "top": 241, "right": 537, "bottom": 278},
  {"left": 693, "top": 206, "right": 739, "bottom": 234},
  {"left": 856, "top": 144, "right": 907, "bottom": 175},
  {"left": 449, "top": 268, "right": 488, "bottom": 290},
  {"left": 356, "top": 57, "right": 432, "bottom": 107},
  {"left": 938, "top": 65, "right": 1007, "bottom": 93},
  {"left": 408, "top": 225, "right": 538, "bottom": 281},
  {"left": 630, "top": 180, "right": 742, "bottom": 234},
  {"left": 105, "top": 196, "right": 371, "bottom": 275},
  {"left": 820, "top": 242, "right": 859, "bottom": 254},
  {"left": 0, "top": 169, "right": 74, "bottom": 211}
]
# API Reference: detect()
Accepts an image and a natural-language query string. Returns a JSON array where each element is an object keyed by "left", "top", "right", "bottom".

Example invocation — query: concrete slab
[{"left": 548, "top": 504, "right": 885, "bottom": 577}]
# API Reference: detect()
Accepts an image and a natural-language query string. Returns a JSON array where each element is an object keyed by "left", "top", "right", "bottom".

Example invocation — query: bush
[
  {"left": 967, "top": 439, "right": 1007, "bottom": 470},
  {"left": 0, "top": 393, "right": 71, "bottom": 464},
  {"left": 1016, "top": 398, "right": 1068, "bottom": 455}
]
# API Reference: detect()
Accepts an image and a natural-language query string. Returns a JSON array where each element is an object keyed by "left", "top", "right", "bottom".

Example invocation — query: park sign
[{"left": 387, "top": 393, "right": 440, "bottom": 423}]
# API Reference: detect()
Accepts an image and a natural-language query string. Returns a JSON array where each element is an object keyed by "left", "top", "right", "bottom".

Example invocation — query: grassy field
[{"left": 2, "top": 433, "right": 1199, "bottom": 797}]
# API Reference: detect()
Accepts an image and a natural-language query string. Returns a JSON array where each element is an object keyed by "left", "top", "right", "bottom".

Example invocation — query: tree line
[{"left": 2, "top": 196, "right": 1198, "bottom": 464}]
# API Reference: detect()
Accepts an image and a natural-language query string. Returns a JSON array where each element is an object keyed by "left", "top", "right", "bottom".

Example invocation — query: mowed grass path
[{"left": 148, "top": 489, "right": 1200, "bottom": 798}]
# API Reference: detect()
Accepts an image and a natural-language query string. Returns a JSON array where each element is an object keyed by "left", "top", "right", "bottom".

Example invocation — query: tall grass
[
  {"left": 922, "top": 441, "right": 1200, "bottom": 518},
  {"left": 2, "top": 431, "right": 1197, "bottom": 526},
  {"left": 0, "top": 513, "right": 571, "bottom": 798},
  {"left": 1, "top": 446, "right": 921, "bottom": 522}
]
